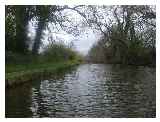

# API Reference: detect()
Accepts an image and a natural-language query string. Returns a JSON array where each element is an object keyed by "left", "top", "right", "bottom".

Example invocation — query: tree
[
  {"left": 31, "top": 5, "right": 87, "bottom": 54},
  {"left": 6, "top": 5, "right": 36, "bottom": 54},
  {"left": 87, "top": 5, "right": 156, "bottom": 65}
]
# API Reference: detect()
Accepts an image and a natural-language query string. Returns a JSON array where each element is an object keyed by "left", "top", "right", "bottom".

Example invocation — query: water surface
[{"left": 6, "top": 64, "right": 156, "bottom": 117}]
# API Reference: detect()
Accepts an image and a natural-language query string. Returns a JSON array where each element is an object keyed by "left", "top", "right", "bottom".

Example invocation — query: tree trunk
[{"left": 15, "top": 7, "right": 29, "bottom": 54}]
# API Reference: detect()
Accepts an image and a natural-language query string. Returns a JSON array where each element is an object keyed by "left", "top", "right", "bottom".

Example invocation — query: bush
[
  {"left": 6, "top": 51, "right": 36, "bottom": 64},
  {"left": 6, "top": 42, "right": 81, "bottom": 66},
  {"left": 42, "top": 43, "right": 77, "bottom": 62}
]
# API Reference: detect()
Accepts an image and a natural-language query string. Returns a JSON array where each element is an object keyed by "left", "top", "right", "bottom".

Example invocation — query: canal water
[{"left": 6, "top": 64, "right": 156, "bottom": 118}]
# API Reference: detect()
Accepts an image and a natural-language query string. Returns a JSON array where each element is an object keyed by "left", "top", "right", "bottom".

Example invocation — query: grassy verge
[{"left": 6, "top": 60, "right": 80, "bottom": 87}]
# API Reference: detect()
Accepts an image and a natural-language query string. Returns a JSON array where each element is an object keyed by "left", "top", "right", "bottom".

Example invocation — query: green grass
[{"left": 6, "top": 60, "right": 80, "bottom": 87}]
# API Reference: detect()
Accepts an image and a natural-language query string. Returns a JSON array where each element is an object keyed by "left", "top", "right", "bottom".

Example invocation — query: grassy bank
[{"left": 6, "top": 60, "right": 80, "bottom": 87}]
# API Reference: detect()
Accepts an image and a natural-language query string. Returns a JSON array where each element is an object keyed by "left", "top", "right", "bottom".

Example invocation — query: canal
[{"left": 6, "top": 64, "right": 156, "bottom": 118}]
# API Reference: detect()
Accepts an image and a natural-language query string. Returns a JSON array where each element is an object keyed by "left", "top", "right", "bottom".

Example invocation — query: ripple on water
[{"left": 6, "top": 64, "right": 156, "bottom": 118}]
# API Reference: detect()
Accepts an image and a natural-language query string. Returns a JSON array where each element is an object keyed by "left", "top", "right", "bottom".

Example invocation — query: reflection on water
[{"left": 6, "top": 64, "right": 156, "bottom": 118}]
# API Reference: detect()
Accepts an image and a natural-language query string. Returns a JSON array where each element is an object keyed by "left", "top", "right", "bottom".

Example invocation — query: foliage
[
  {"left": 87, "top": 5, "right": 156, "bottom": 66},
  {"left": 42, "top": 42, "right": 77, "bottom": 62},
  {"left": 6, "top": 5, "right": 156, "bottom": 67},
  {"left": 6, "top": 5, "right": 86, "bottom": 55},
  {"left": 6, "top": 5, "right": 36, "bottom": 54}
]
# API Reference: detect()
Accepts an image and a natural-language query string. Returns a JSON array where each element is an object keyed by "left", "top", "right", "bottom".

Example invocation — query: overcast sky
[
  {"left": 47, "top": 29, "right": 101, "bottom": 55},
  {"left": 27, "top": 5, "right": 156, "bottom": 55},
  {"left": 28, "top": 7, "right": 103, "bottom": 55},
  {"left": 28, "top": 24, "right": 101, "bottom": 55},
  {"left": 74, "top": 30, "right": 101, "bottom": 55}
]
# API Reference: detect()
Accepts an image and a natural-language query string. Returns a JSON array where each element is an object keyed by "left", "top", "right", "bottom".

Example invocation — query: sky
[
  {"left": 46, "top": 28, "right": 102, "bottom": 55},
  {"left": 28, "top": 23, "right": 101, "bottom": 55},
  {"left": 35, "top": 5, "right": 155, "bottom": 56},
  {"left": 74, "top": 30, "right": 101, "bottom": 55},
  {"left": 41, "top": 26, "right": 102, "bottom": 55},
  {"left": 28, "top": 7, "right": 103, "bottom": 55}
]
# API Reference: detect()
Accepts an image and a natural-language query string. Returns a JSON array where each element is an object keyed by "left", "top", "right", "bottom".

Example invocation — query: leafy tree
[
  {"left": 87, "top": 5, "right": 156, "bottom": 65},
  {"left": 6, "top": 5, "right": 35, "bottom": 54}
]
